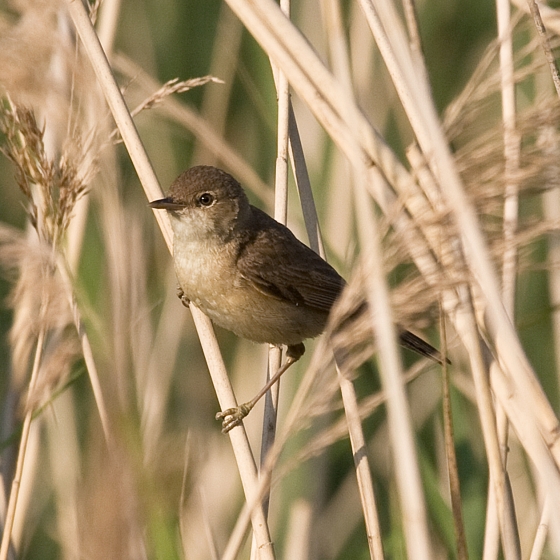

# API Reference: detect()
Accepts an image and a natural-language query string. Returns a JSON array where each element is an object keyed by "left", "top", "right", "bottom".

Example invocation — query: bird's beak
[{"left": 149, "top": 197, "right": 186, "bottom": 210}]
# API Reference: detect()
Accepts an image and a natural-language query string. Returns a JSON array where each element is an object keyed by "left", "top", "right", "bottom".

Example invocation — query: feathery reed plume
[
  {"left": 130, "top": 76, "right": 224, "bottom": 118},
  {"left": 0, "top": 97, "right": 93, "bottom": 244},
  {"left": 0, "top": 89, "right": 99, "bottom": 558},
  {"left": 0, "top": 96, "right": 95, "bottom": 405},
  {"left": 0, "top": 224, "right": 79, "bottom": 411}
]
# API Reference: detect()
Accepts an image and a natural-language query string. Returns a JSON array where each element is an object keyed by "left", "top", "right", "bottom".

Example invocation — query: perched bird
[{"left": 150, "top": 166, "right": 445, "bottom": 432}]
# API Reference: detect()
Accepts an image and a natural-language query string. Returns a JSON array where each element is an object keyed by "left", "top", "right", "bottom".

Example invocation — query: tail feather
[{"left": 398, "top": 329, "right": 450, "bottom": 365}]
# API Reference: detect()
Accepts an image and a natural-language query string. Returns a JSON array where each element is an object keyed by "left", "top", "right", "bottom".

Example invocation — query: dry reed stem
[
  {"left": 358, "top": 5, "right": 560, "bottom": 548},
  {"left": 64, "top": 0, "right": 120, "bottom": 271},
  {"left": 402, "top": 0, "right": 423, "bottom": 58},
  {"left": 221, "top": 0, "right": 560, "bottom": 554},
  {"left": 540, "top": 124, "right": 560, "bottom": 421},
  {"left": 322, "top": 2, "right": 384, "bottom": 556},
  {"left": 64, "top": 1, "right": 275, "bottom": 556},
  {"left": 283, "top": 500, "right": 312, "bottom": 560},
  {"left": 497, "top": 0, "right": 520, "bottom": 318},
  {"left": 0, "top": 330, "right": 44, "bottom": 560},
  {"left": 483, "top": 1, "right": 522, "bottom": 557},
  {"left": 95, "top": 0, "right": 121, "bottom": 52},
  {"left": 56, "top": 256, "right": 112, "bottom": 441},
  {"left": 440, "top": 311, "right": 468, "bottom": 560},
  {"left": 365, "top": 4, "right": 556, "bottom": 490},
  {"left": 356, "top": 177, "right": 433, "bottom": 560},
  {"left": 258, "top": 0, "right": 290, "bottom": 471},
  {"left": 239, "top": 10, "right": 291, "bottom": 558},
  {"left": 287, "top": 106, "right": 326, "bottom": 259},
  {"left": 528, "top": 499, "right": 549, "bottom": 560},
  {"left": 453, "top": 283, "right": 515, "bottom": 556},
  {"left": 512, "top": 0, "right": 560, "bottom": 36},
  {"left": 251, "top": 3, "right": 291, "bottom": 546},
  {"left": 336, "top": 367, "right": 384, "bottom": 559},
  {"left": 525, "top": 0, "right": 560, "bottom": 97}
]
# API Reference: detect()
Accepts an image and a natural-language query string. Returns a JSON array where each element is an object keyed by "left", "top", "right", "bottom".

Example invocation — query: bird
[{"left": 150, "top": 165, "right": 446, "bottom": 432}]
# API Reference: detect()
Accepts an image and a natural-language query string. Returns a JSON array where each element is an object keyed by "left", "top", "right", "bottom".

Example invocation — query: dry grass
[{"left": 1, "top": 1, "right": 560, "bottom": 559}]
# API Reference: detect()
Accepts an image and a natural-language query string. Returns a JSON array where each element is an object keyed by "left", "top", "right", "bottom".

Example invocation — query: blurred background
[{"left": 0, "top": 0, "right": 557, "bottom": 559}]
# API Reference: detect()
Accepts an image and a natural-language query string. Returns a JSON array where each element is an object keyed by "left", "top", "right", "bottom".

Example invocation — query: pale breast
[
  {"left": 173, "top": 239, "right": 238, "bottom": 311},
  {"left": 172, "top": 239, "right": 327, "bottom": 346}
]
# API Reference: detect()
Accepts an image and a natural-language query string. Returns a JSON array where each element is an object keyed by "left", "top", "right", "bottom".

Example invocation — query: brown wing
[{"left": 235, "top": 207, "right": 345, "bottom": 312}]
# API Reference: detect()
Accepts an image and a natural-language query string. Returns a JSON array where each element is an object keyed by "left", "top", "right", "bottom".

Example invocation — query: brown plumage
[{"left": 150, "top": 166, "right": 446, "bottom": 431}]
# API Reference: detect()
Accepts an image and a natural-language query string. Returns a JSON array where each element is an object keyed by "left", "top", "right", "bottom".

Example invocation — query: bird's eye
[{"left": 198, "top": 193, "right": 214, "bottom": 206}]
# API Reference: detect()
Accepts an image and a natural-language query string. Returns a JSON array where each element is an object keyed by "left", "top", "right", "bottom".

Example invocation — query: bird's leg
[
  {"left": 177, "top": 285, "right": 190, "bottom": 308},
  {"left": 216, "top": 343, "right": 305, "bottom": 433}
]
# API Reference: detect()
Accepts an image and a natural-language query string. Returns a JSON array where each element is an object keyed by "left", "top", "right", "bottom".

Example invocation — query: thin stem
[
  {"left": 254, "top": 1, "right": 291, "bottom": 547},
  {"left": 337, "top": 367, "right": 384, "bottom": 559},
  {"left": 0, "top": 330, "right": 45, "bottom": 560},
  {"left": 259, "top": 345, "right": 281, "bottom": 513},
  {"left": 526, "top": 0, "right": 560, "bottom": 98},
  {"left": 401, "top": 0, "right": 423, "bottom": 59},
  {"left": 287, "top": 106, "right": 325, "bottom": 258},
  {"left": 65, "top": 0, "right": 171, "bottom": 245},
  {"left": 498, "top": 0, "right": 520, "bottom": 317},
  {"left": 356, "top": 173, "right": 433, "bottom": 560},
  {"left": 483, "top": 1, "right": 522, "bottom": 558},
  {"left": 96, "top": 0, "right": 122, "bottom": 53},
  {"left": 528, "top": 499, "right": 549, "bottom": 560},
  {"left": 57, "top": 257, "right": 112, "bottom": 443},
  {"left": 322, "top": 3, "right": 385, "bottom": 556},
  {"left": 66, "top": 0, "right": 123, "bottom": 273},
  {"left": 65, "top": 2, "right": 275, "bottom": 556},
  {"left": 441, "top": 313, "right": 469, "bottom": 560}
]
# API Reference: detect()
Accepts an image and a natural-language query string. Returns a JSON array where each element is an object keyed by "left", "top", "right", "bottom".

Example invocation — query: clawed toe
[
  {"left": 176, "top": 286, "right": 190, "bottom": 308},
  {"left": 216, "top": 402, "right": 254, "bottom": 433}
]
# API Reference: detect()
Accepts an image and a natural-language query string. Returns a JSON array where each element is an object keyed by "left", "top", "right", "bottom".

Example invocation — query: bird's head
[{"left": 150, "top": 166, "right": 251, "bottom": 241}]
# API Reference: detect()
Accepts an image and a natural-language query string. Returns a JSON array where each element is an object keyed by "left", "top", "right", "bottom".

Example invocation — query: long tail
[{"left": 399, "top": 329, "right": 450, "bottom": 365}]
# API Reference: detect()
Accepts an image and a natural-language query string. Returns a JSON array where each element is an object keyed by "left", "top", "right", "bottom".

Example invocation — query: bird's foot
[
  {"left": 176, "top": 286, "right": 190, "bottom": 308},
  {"left": 216, "top": 402, "right": 254, "bottom": 433}
]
